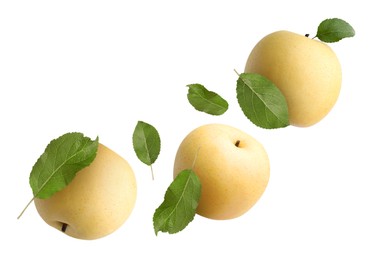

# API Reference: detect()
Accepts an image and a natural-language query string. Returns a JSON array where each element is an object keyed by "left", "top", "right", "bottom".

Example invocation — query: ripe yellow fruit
[
  {"left": 245, "top": 30, "right": 342, "bottom": 127},
  {"left": 34, "top": 144, "right": 137, "bottom": 240},
  {"left": 173, "top": 124, "right": 270, "bottom": 220}
]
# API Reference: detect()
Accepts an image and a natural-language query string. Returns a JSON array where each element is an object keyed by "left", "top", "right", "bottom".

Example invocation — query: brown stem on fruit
[
  {"left": 235, "top": 140, "right": 240, "bottom": 147},
  {"left": 61, "top": 223, "right": 68, "bottom": 233},
  {"left": 305, "top": 33, "right": 310, "bottom": 37}
]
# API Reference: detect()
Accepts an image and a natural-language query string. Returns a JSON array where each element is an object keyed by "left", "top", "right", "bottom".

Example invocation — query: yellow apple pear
[
  {"left": 173, "top": 124, "right": 270, "bottom": 220},
  {"left": 245, "top": 30, "right": 342, "bottom": 127},
  {"left": 34, "top": 143, "right": 137, "bottom": 240}
]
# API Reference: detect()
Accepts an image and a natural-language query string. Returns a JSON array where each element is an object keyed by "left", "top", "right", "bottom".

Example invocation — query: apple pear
[
  {"left": 34, "top": 143, "right": 137, "bottom": 240},
  {"left": 173, "top": 124, "right": 270, "bottom": 220},
  {"left": 245, "top": 30, "right": 342, "bottom": 127}
]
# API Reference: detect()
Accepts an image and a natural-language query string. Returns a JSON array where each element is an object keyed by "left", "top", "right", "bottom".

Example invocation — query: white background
[{"left": 1, "top": 0, "right": 371, "bottom": 259}]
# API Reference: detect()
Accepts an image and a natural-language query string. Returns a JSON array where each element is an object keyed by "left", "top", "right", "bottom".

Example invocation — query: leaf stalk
[
  {"left": 150, "top": 164, "right": 155, "bottom": 180},
  {"left": 17, "top": 197, "right": 35, "bottom": 219},
  {"left": 191, "top": 147, "right": 201, "bottom": 170}
]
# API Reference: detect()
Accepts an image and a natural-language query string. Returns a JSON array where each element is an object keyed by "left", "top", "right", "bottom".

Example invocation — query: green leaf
[
  {"left": 18, "top": 132, "right": 99, "bottom": 219},
  {"left": 316, "top": 18, "right": 355, "bottom": 43},
  {"left": 153, "top": 169, "right": 201, "bottom": 235},
  {"left": 236, "top": 72, "right": 289, "bottom": 129},
  {"left": 187, "top": 83, "right": 229, "bottom": 115},
  {"left": 29, "top": 132, "right": 99, "bottom": 198},
  {"left": 132, "top": 121, "right": 161, "bottom": 180}
]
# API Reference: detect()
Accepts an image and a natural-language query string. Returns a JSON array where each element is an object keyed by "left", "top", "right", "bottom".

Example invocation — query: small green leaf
[
  {"left": 18, "top": 132, "right": 99, "bottom": 219},
  {"left": 316, "top": 18, "right": 355, "bottom": 43},
  {"left": 132, "top": 121, "right": 161, "bottom": 180},
  {"left": 236, "top": 72, "right": 289, "bottom": 129},
  {"left": 153, "top": 169, "right": 201, "bottom": 235},
  {"left": 30, "top": 133, "right": 99, "bottom": 198},
  {"left": 187, "top": 83, "right": 229, "bottom": 115}
]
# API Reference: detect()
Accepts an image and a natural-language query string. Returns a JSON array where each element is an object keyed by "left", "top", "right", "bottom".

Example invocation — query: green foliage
[
  {"left": 153, "top": 169, "right": 201, "bottom": 235},
  {"left": 132, "top": 121, "right": 161, "bottom": 180},
  {"left": 18, "top": 132, "right": 98, "bottom": 219},
  {"left": 236, "top": 73, "right": 289, "bottom": 129},
  {"left": 316, "top": 18, "right": 355, "bottom": 43},
  {"left": 187, "top": 84, "right": 229, "bottom": 115},
  {"left": 30, "top": 132, "right": 99, "bottom": 198}
]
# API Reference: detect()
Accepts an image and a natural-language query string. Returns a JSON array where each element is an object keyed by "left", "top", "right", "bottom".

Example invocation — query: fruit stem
[
  {"left": 305, "top": 33, "right": 317, "bottom": 40},
  {"left": 17, "top": 197, "right": 35, "bottom": 220},
  {"left": 61, "top": 223, "right": 68, "bottom": 233},
  {"left": 234, "top": 69, "right": 240, "bottom": 76},
  {"left": 235, "top": 140, "right": 241, "bottom": 147}
]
